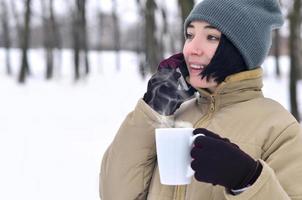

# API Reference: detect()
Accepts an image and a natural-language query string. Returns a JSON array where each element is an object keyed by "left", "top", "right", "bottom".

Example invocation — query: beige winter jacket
[{"left": 100, "top": 68, "right": 302, "bottom": 200}]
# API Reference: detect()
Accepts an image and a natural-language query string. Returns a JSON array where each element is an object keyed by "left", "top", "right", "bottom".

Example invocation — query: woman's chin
[{"left": 189, "top": 76, "right": 217, "bottom": 89}]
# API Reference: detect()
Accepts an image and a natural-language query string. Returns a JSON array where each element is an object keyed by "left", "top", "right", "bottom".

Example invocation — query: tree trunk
[
  {"left": 0, "top": 0, "right": 11, "bottom": 75},
  {"left": 145, "top": 0, "right": 160, "bottom": 73},
  {"left": 50, "top": 0, "right": 62, "bottom": 79},
  {"left": 160, "top": 1, "right": 176, "bottom": 54},
  {"left": 97, "top": 6, "right": 104, "bottom": 74},
  {"left": 79, "top": 0, "right": 89, "bottom": 76},
  {"left": 72, "top": 1, "right": 81, "bottom": 81},
  {"left": 10, "top": 0, "right": 22, "bottom": 45},
  {"left": 41, "top": 0, "right": 54, "bottom": 80},
  {"left": 289, "top": 0, "right": 301, "bottom": 121},
  {"left": 11, "top": 0, "right": 31, "bottom": 75},
  {"left": 273, "top": 29, "right": 281, "bottom": 78},
  {"left": 135, "top": 0, "right": 146, "bottom": 78},
  {"left": 159, "top": 6, "right": 167, "bottom": 57},
  {"left": 72, "top": 0, "right": 89, "bottom": 81},
  {"left": 45, "top": 0, "right": 61, "bottom": 80},
  {"left": 72, "top": 10, "right": 80, "bottom": 81},
  {"left": 18, "top": 0, "right": 32, "bottom": 83},
  {"left": 178, "top": 0, "right": 194, "bottom": 45},
  {"left": 50, "top": 0, "right": 61, "bottom": 49},
  {"left": 97, "top": 12, "right": 103, "bottom": 52},
  {"left": 112, "top": 0, "right": 121, "bottom": 71}
]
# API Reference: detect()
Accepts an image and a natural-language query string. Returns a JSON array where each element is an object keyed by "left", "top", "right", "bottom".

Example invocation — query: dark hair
[{"left": 200, "top": 34, "right": 248, "bottom": 83}]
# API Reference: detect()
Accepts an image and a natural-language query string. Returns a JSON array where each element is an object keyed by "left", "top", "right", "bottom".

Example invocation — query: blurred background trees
[
  {"left": 0, "top": 0, "right": 11, "bottom": 75},
  {"left": 18, "top": 0, "right": 32, "bottom": 83},
  {"left": 71, "top": 0, "right": 89, "bottom": 81},
  {"left": 0, "top": 0, "right": 301, "bottom": 120},
  {"left": 288, "top": 0, "right": 301, "bottom": 121},
  {"left": 41, "top": 0, "right": 61, "bottom": 80}
]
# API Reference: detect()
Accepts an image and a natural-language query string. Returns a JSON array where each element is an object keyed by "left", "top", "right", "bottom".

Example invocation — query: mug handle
[{"left": 186, "top": 133, "right": 205, "bottom": 178}]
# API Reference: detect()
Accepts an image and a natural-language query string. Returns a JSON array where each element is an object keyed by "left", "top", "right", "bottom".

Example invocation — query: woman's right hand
[{"left": 143, "top": 54, "right": 195, "bottom": 116}]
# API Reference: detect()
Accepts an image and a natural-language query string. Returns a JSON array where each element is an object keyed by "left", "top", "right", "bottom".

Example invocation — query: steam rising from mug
[{"left": 144, "top": 67, "right": 195, "bottom": 116}]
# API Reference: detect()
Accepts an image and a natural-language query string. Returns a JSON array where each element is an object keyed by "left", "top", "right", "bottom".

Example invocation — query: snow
[{"left": 0, "top": 48, "right": 301, "bottom": 200}]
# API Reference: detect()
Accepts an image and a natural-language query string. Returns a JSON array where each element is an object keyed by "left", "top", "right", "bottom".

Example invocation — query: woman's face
[{"left": 183, "top": 21, "right": 221, "bottom": 90}]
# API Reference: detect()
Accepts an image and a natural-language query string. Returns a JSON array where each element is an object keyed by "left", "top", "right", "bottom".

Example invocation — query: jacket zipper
[
  {"left": 175, "top": 95, "right": 216, "bottom": 200},
  {"left": 210, "top": 95, "right": 215, "bottom": 112},
  {"left": 195, "top": 95, "right": 216, "bottom": 128}
]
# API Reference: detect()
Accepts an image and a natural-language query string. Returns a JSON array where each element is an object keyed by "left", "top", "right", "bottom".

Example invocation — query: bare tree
[
  {"left": 288, "top": 0, "right": 301, "bottom": 121},
  {"left": 71, "top": 8, "right": 80, "bottom": 81},
  {"left": 10, "top": 0, "right": 22, "bottom": 45},
  {"left": 161, "top": 2, "right": 177, "bottom": 54},
  {"left": 41, "top": 0, "right": 54, "bottom": 79},
  {"left": 135, "top": 0, "right": 146, "bottom": 78},
  {"left": 145, "top": 0, "right": 160, "bottom": 73},
  {"left": 97, "top": 4, "right": 104, "bottom": 52},
  {"left": 96, "top": 3, "right": 103, "bottom": 74},
  {"left": 178, "top": 0, "right": 194, "bottom": 45},
  {"left": 0, "top": 0, "right": 11, "bottom": 75},
  {"left": 18, "top": 0, "right": 32, "bottom": 83},
  {"left": 80, "top": 0, "right": 89, "bottom": 76},
  {"left": 49, "top": 0, "right": 62, "bottom": 79},
  {"left": 158, "top": 4, "right": 167, "bottom": 57},
  {"left": 112, "top": 0, "right": 121, "bottom": 71},
  {"left": 71, "top": 0, "right": 89, "bottom": 81},
  {"left": 41, "top": 0, "right": 61, "bottom": 80},
  {"left": 159, "top": 1, "right": 177, "bottom": 55}
]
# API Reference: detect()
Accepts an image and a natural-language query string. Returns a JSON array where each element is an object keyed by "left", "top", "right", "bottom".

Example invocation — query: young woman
[{"left": 100, "top": 0, "right": 302, "bottom": 199}]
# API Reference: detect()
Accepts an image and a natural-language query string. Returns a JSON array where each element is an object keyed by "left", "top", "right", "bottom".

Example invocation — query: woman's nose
[
  {"left": 190, "top": 38, "right": 204, "bottom": 56},
  {"left": 191, "top": 47, "right": 202, "bottom": 55}
]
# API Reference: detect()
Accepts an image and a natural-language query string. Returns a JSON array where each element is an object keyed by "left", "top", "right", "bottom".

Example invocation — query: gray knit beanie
[{"left": 184, "top": 0, "right": 284, "bottom": 69}]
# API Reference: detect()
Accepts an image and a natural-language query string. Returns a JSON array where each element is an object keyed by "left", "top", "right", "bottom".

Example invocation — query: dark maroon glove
[
  {"left": 143, "top": 53, "right": 195, "bottom": 115},
  {"left": 191, "top": 128, "right": 262, "bottom": 190},
  {"left": 158, "top": 53, "right": 185, "bottom": 69}
]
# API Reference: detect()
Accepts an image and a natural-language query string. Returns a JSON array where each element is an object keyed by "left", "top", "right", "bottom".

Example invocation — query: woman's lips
[{"left": 189, "top": 64, "right": 205, "bottom": 75}]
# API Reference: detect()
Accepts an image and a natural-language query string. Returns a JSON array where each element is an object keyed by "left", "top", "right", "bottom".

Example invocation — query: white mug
[{"left": 155, "top": 127, "right": 204, "bottom": 185}]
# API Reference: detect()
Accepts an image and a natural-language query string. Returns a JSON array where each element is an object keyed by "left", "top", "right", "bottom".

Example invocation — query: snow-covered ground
[{"left": 0, "top": 49, "right": 301, "bottom": 200}]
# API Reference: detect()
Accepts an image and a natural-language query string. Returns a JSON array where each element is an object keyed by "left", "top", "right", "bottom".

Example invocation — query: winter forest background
[{"left": 0, "top": 0, "right": 301, "bottom": 199}]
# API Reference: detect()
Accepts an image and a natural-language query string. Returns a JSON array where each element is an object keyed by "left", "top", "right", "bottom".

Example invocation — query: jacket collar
[{"left": 194, "top": 68, "right": 264, "bottom": 110}]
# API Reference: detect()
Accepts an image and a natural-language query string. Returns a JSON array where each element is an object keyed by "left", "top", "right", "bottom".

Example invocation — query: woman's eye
[
  {"left": 207, "top": 35, "right": 220, "bottom": 41},
  {"left": 185, "top": 33, "right": 193, "bottom": 40}
]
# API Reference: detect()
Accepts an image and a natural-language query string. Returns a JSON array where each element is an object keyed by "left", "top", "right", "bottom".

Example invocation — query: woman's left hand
[{"left": 191, "top": 128, "right": 262, "bottom": 190}]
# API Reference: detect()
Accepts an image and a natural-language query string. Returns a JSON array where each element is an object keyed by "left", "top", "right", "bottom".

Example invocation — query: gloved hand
[
  {"left": 191, "top": 128, "right": 262, "bottom": 190},
  {"left": 143, "top": 53, "right": 195, "bottom": 116}
]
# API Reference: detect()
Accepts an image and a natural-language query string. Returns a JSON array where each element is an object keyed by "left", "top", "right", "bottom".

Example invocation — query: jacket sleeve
[
  {"left": 99, "top": 99, "right": 172, "bottom": 200},
  {"left": 224, "top": 122, "right": 302, "bottom": 200}
]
